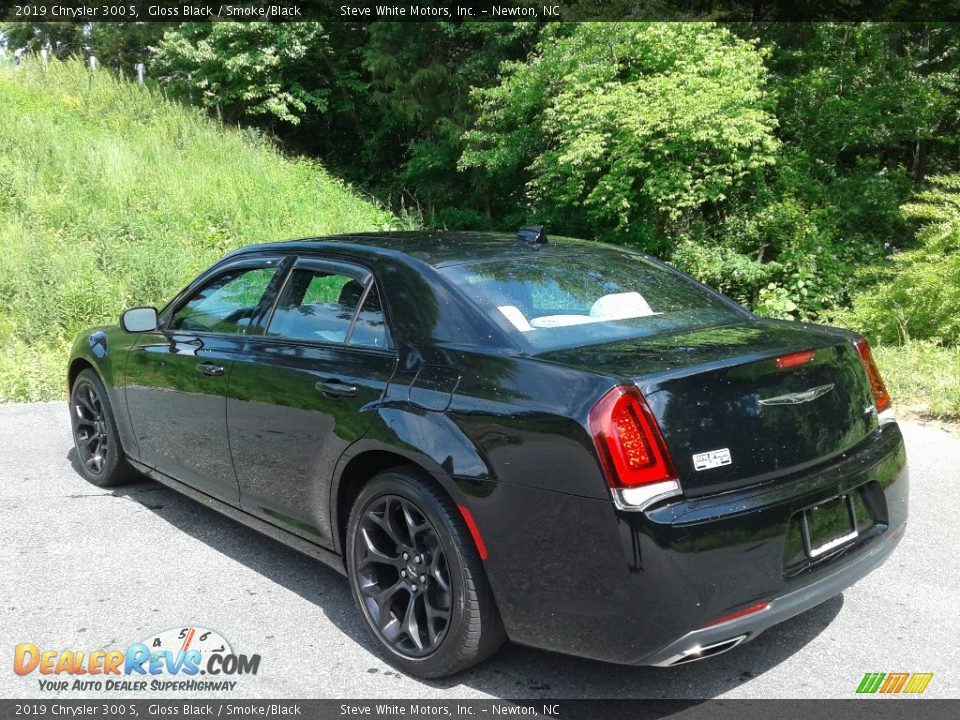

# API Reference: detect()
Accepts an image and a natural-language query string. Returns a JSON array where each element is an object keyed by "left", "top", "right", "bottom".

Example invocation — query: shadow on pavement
[{"left": 67, "top": 449, "right": 842, "bottom": 700}]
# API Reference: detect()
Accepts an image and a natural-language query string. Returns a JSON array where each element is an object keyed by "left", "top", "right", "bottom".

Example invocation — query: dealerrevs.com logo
[{"left": 13, "top": 626, "right": 261, "bottom": 693}]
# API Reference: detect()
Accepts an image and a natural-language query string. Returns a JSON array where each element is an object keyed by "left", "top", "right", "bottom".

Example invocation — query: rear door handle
[
  {"left": 316, "top": 380, "right": 358, "bottom": 398},
  {"left": 197, "top": 362, "right": 225, "bottom": 377}
]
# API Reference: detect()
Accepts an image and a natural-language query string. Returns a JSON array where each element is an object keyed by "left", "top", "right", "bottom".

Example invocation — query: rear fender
[{"left": 329, "top": 406, "right": 495, "bottom": 553}]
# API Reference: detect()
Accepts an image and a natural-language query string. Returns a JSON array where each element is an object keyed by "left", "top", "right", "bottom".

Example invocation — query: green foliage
[
  {"left": 11, "top": 22, "right": 956, "bottom": 333},
  {"left": 0, "top": 58, "right": 396, "bottom": 402},
  {"left": 840, "top": 175, "right": 960, "bottom": 345},
  {"left": 5, "top": 21, "right": 960, "bottom": 421},
  {"left": 358, "top": 22, "right": 538, "bottom": 220},
  {"left": 703, "top": 23, "right": 955, "bottom": 321},
  {"left": 152, "top": 23, "right": 337, "bottom": 126},
  {"left": 0, "top": 22, "right": 86, "bottom": 59},
  {"left": 769, "top": 24, "right": 956, "bottom": 166},
  {"left": 462, "top": 23, "right": 779, "bottom": 250},
  {"left": 0, "top": 21, "right": 169, "bottom": 71},
  {"left": 670, "top": 241, "right": 775, "bottom": 307},
  {"left": 87, "top": 23, "right": 171, "bottom": 73},
  {"left": 901, "top": 173, "right": 960, "bottom": 251}
]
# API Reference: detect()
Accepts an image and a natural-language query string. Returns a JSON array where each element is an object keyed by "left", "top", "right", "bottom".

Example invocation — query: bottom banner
[{"left": 1, "top": 699, "right": 958, "bottom": 720}]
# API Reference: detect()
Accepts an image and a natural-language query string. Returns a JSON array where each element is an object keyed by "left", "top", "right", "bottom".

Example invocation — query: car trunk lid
[{"left": 539, "top": 321, "right": 878, "bottom": 497}]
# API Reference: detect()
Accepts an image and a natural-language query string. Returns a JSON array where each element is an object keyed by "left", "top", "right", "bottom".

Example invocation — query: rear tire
[
  {"left": 346, "top": 466, "right": 505, "bottom": 678},
  {"left": 69, "top": 369, "right": 136, "bottom": 488}
]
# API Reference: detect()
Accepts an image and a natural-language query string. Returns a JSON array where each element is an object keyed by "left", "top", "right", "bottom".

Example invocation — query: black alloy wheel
[
  {"left": 346, "top": 467, "right": 504, "bottom": 678},
  {"left": 70, "top": 369, "right": 134, "bottom": 487},
  {"left": 73, "top": 380, "right": 109, "bottom": 476},
  {"left": 354, "top": 495, "right": 453, "bottom": 656}
]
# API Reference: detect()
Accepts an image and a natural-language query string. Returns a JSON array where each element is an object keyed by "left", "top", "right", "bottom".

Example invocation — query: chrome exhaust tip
[{"left": 657, "top": 634, "right": 748, "bottom": 667}]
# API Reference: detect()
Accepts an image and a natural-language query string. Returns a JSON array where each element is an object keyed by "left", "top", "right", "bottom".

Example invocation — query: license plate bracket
[{"left": 802, "top": 494, "right": 859, "bottom": 558}]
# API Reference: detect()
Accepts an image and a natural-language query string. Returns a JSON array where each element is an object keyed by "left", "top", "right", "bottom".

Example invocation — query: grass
[
  {"left": 0, "top": 58, "right": 403, "bottom": 402},
  {"left": 873, "top": 341, "right": 960, "bottom": 422}
]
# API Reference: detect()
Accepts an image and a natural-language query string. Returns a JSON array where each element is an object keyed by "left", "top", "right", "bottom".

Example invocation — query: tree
[
  {"left": 718, "top": 23, "right": 960, "bottom": 318},
  {"left": 87, "top": 23, "right": 170, "bottom": 75},
  {"left": 460, "top": 23, "right": 779, "bottom": 250},
  {"left": 843, "top": 174, "right": 960, "bottom": 344},
  {"left": 1, "top": 22, "right": 86, "bottom": 58},
  {"left": 358, "top": 22, "right": 538, "bottom": 225},
  {"left": 151, "top": 23, "right": 338, "bottom": 128}
]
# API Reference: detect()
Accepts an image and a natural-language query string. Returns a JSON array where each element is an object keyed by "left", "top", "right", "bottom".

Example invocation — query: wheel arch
[
  {"left": 67, "top": 336, "right": 139, "bottom": 460},
  {"left": 331, "top": 445, "right": 467, "bottom": 555},
  {"left": 67, "top": 326, "right": 125, "bottom": 396},
  {"left": 67, "top": 357, "right": 97, "bottom": 395}
]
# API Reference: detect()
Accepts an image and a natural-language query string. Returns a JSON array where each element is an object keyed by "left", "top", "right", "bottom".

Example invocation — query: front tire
[
  {"left": 346, "top": 467, "right": 505, "bottom": 678},
  {"left": 69, "top": 369, "right": 135, "bottom": 487}
]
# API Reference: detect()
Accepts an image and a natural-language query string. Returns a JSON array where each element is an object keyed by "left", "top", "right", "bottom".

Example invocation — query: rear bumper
[
  {"left": 470, "top": 421, "right": 908, "bottom": 666},
  {"left": 643, "top": 518, "right": 904, "bottom": 666}
]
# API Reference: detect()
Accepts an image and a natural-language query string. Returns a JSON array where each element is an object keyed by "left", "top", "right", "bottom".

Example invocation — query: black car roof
[{"left": 225, "top": 230, "right": 611, "bottom": 269}]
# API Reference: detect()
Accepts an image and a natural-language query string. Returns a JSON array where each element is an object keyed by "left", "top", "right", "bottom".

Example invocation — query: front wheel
[
  {"left": 69, "top": 369, "right": 136, "bottom": 487},
  {"left": 346, "top": 467, "right": 504, "bottom": 678}
]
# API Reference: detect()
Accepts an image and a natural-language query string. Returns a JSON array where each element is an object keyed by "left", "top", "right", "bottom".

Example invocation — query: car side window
[
  {"left": 266, "top": 268, "right": 389, "bottom": 348},
  {"left": 267, "top": 269, "right": 363, "bottom": 344},
  {"left": 348, "top": 283, "right": 388, "bottom": 349},
  {"left": 170, "top": 266, "right": 278, "bottom": 334}
]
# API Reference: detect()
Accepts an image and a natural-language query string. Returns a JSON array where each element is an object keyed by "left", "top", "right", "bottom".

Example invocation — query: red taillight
[
  {"left": 853, "top": 337, "right": 891, "bottom": 412},
  {"left": 775, "top": 350, "right": 816, "bottom": 369},
  {"left": 588, "top": 386, "right": 677, "bottom": 488}
]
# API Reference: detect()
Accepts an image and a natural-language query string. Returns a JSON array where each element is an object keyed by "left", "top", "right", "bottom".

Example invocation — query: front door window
[{"left": 171, "top": 266, "right": 278, "bottom": 334}]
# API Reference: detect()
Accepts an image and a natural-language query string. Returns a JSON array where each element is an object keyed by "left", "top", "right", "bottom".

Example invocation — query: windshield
[{"left": 439, "top": 251, "right": 747, "bottom": 352}]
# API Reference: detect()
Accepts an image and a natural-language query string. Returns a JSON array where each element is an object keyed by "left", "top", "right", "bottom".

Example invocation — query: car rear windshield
[{"left": 439, "top": 251, "right": 747, "bottom": 352}]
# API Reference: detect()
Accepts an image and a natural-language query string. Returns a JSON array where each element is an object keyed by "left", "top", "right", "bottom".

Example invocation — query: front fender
[{"left": 67, "top": 325, "right": 139, "bottom": 458}]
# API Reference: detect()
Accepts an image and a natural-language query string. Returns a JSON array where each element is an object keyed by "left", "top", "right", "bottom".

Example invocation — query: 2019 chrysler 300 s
[{"left": 67, "top": 229, "right": 908, "bottom": 678}]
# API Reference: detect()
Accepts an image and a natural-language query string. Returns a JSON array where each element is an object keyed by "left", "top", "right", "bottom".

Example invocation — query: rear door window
[
  {"left": 348, "top": 284, "right": 389, "bottom": 349},
  {"left": 265, "top": 263, "right": 389, "bottom": 348}
]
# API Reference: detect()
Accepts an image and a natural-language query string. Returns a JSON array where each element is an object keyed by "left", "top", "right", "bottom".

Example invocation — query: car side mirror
[{"left": 120, "top": 307, "right": 159, "bottom": 333}]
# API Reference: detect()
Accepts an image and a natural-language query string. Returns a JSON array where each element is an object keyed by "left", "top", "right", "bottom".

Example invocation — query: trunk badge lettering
[
  {"left": 693, "top": 448, "right": 732, "bottom": 471},
  {"left": 758, "top": 383, "right": 835, "bottom": 406}
]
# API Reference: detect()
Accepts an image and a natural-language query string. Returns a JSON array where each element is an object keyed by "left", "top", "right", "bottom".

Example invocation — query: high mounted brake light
[
  {"left": 775, "top": 350, "right": 816, "bottom": 369},
  {"left": 852, "top": 337, "right": 892, "bottom": 413},
  {"left": 588, "top": 386, "right": 677, "bottom": 489}
]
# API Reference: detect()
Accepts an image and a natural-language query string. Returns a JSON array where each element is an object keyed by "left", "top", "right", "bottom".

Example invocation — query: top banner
[{"left": 2, "top": 0, "right": 960, "bottom": 23}]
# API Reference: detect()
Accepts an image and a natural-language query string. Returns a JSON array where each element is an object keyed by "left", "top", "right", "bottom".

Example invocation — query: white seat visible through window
[
  {"left": 590, "top": 292, "right": 656, "bottom": 320},
  {"left": 498, "top": 293, "right": 660, "bottom": 331}
]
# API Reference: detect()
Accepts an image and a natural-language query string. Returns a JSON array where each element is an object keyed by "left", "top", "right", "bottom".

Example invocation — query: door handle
[
  {"left": 316, "top": 379, "right": 358, "bottom": 398},
  {"left": 196, "top": 362, "right": 225, "bottom": 377}
]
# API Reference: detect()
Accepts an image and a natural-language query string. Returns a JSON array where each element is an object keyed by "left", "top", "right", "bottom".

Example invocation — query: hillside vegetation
[
  {"left": 0, "top": 60, "right": 396, "bottom": 402},
  {"left": 0, "top": 56, "right": 955, "bottom": 421}
]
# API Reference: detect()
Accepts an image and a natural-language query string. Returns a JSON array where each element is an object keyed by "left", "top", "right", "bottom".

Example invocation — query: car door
[
  {"left": 226, "top": 256, "right": 398, "bottom": 546},
  {"left": 124, "top": 256, "right": 288, "bottom": 504}
]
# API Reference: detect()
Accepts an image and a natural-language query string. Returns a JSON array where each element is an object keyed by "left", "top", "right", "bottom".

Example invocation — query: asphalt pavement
[{"left": 1, "top": 402, "right": 957, "bottom": 699}]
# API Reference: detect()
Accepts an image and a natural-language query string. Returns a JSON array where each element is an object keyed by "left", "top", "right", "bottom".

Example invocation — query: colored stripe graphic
[
  {"left": 856, "top": 673, "right": 878, "bottom": 693},
  {"left": 904, "top": 673, "right": 934, "bottom": 694},
  {"left": 856, "top": 672, "right": 933, "bottom": 694},
  {"left": 880, "top": 673, "right": 909, "bottom": 693},
  {"left": 856, "top": 673, "right": 886, "bottom": 693}
]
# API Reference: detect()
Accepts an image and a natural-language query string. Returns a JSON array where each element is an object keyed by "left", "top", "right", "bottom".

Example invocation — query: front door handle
[
  {"left": 316, "top": 380, "right": 358, "bottom": 398},
  {"left": 197, "top": 362, "right": 225, "bottom": 377}
]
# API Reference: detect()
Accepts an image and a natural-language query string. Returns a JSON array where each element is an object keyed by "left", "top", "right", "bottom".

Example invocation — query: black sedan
[{"left": 67, "top": 230, "right": 908, "bottom": 678}]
